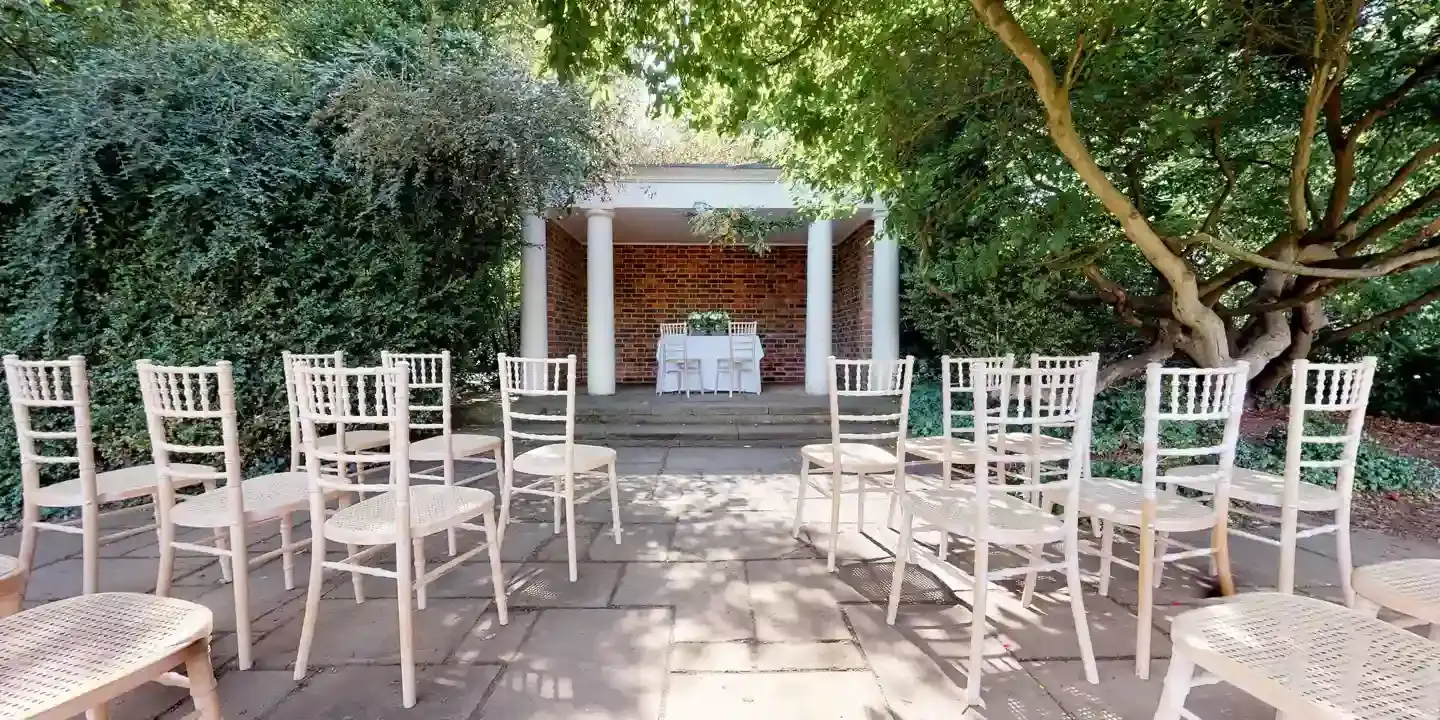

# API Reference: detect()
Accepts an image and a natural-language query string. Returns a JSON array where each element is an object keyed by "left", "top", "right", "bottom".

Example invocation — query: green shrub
[{"left": 0, "top": 34, "right": 614, "bottom": 518}]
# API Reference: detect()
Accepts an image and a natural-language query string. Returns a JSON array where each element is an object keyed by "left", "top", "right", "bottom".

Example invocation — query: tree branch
[
  {"left": 1218, "top": 281, "right": 1337, "bottom": 317},
  {"left": 1346, "top": 50, "right": 1440, "bottom": 140},
  {"left": 1340, "top": 185, "right": 1440, "bottom": 255},
  {"left": 1338, "top": 142, "right": 1440, "bottom": 238},
  {"left": 1199, "top": 119, "right": 1237, "bottom": 235},
  {"left": 1319, "top": 283, "right": 1440, "bottom": 346},
  {"left": 1195, "top": 232, "right": 1440, "bottom": 278},
  {"left": 1097, "top": 336, "right": 1176, "bottom": 390}
]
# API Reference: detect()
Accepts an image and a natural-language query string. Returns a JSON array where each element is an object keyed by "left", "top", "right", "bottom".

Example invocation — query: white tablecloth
[{"left": 655, "top": 335, "right": 765, "bottom": 393}]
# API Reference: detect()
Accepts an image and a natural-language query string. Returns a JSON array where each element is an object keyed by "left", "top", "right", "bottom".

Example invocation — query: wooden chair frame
[
  {"left": 716, "top": 331, "right": 760, "bottom": 396},
  {"left": 283, "top": 351, "right": 388, "bottom": 484},
  {"left": 138, "top": 359, "right": 319, "bottom": 670},
  {"left": 4, "top": 355, "right": 210, "bottom": 596},
  {"left": 291, "top": 362, "right": 508, "bottom": 708},
  {"left": 657, "top": 328, "right": 703, "bottom": 396}
]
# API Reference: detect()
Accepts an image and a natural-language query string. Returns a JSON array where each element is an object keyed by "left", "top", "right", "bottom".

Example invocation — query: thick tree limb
[
  {"left": 1346, "top": 50, "right": 1440, "bottom": 140},
  {"left": 1196, "top": 232, "right": 1440, "bottom": 278},
  {"left": 1200, "top": 120, "right": 1237, "bottom": 235},
  {"left": 1322, "top": 82, "right": 1353, "bottom": 230},
  {"left": 1097, "top": 336, "right": 1176, "bottom": 390},
  {"left": 1338, "top": 142, "right": 1440, "bottom": 238},
  {"left": 1341, "top": 186, "right": 1440, "bottom": 255},
  {"left": 1319, "top": 284, "right": 1440, "bottom": 346},
  {"left": 1218, "top": 280, "right": 1336, "bottom": 317},
  {"left": 968, "top": 0, "right": 1231, "bottom": 367}
]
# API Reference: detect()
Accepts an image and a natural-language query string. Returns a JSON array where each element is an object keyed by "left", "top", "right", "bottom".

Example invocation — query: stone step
[{"left": 465, "top": 421, "right": 893, "bottom": 448}]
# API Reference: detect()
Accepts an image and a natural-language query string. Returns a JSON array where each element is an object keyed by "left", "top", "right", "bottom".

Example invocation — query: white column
[
  {"left": 805, "top": 219, "right": 834, "bottom": 395},
  {"left": 870, "top": 206, "right": 900, "bottom": 362},
  {"left": 586, "top": 208, "right": 616, "bottom": 395},
  {"left": 520, "top": 214, "right": 548, "bottom": 359}
]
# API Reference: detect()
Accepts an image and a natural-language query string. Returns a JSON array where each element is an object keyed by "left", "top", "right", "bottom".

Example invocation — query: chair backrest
[
  {"left": 498, "top": 354, "right": 576, "bottom": 463},
  {"left": 1147, "top": 363, "right": 1249, "bottom": 502},
  {"left": 728, "top": 332, "right": 759, "bottom": 361},
  {"left": 658, "top": 322, "right": 688, "bottom": 337},
  {"left": 282, "top": 351, "right": 343, "bottom": 471},
  {"left": 1284, "top": 357, "right": 1376, "bottom": 498},
  {"left": 825, "top": 356, "right": 915, "bottom": 472},
  {"left": 135, "top": 361, "right": 239, "bottom": 517},
  {"left": 659, "top": 331, "right": 688, "bottom": 363},
  {"left": 966, "top": 359, "right": 1098, "bottom": 525},
  {"left": 381, "top": 351, "right": 452, "bottom": 436},
  {"left": 729, "top": 321, "right": 758, "bottom": 336},
  {"left": 939, "top": 354, "right": 1014, "bottom": 444},
  {"left": 293, "top": 362, "right": 409, "bottom": 503},
  {"left": 1031, "top": 353, "right": 1101, "bottom": 372},
  {"left": 3, "top": 355, "right": 98, "bottom": 502}
]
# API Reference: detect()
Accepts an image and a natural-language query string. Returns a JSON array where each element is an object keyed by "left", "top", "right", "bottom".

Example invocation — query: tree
[{"left": 540, "top": 0, "right": 1440, "bottom": 387}]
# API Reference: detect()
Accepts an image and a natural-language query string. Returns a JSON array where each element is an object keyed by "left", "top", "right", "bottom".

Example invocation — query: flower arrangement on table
[{"left": 687, "top": 310, "right": 731, "bottom": 335}]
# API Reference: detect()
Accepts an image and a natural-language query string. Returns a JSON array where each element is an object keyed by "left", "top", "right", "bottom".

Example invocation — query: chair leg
[
  {"left": 156, "top": 508, "right": 177, "bottom": 598},
  {"left": 1137, "top": 522, "right": 1157, "bottom": 680},
  {"left": 964, "top": 540, "right": 990, "bottom": 707},
  {"left": 17, "top": 500, "right": 38, "bottom": 583},
  {"left": 1066, "top": 534, "right": 1099, "bottom": 684},
  {"left": 280, "top": 512, "right": 296, "bottom": 591},
  {"left": 1098, "top": 519, "right": 1115, "bottom": 597},
  {"left": 413, "top": 538, "right": 428, "bottom": 611},
  {"left": 81, "top": 497, "right": 100, "bottom": 595},
  {"left": 1153, "top": 648, "right": 1196, "bottom": 720},
  {"left": 293, "top": 531, "right": 327, "bottom": 681},
  {"left": 1335, "top": 505, "right": 1355, "bottom": 606},
  {"left": 84, "top": 705, "right": 110, "bottom": 720},
  {"left": 857, "top": 472, "right": 867, "bottom": 530},
  {"left": 938, "top": 461, "right": 951, "bottom": 561},
  {"left": 395, "top": 539, "right": 418, "bottom": 709},
  {"left": 498, "top": 463, "right": 514, "bottom": 547},
  {"left": 565, "top": 472, "right": 579, "bottom": 582},
  {"left": 202, "top": 480, "right": 233, "bottom": 584},
  {"left": 230, "top": 528, "right": 253, "bottom": 671},
  {"left": 1351, "top": 595, "right": 1380, "bottom": 616},
  {"left": 607, "top": 462, "right": 623, "bottom": 544},
  {"left": 482, "top": 508, "right": 509, "bottom": 625},
  {"left": 1154, "top": 532, "right": 1170, "bottom": 589},
  {"left": 791, "top": 461, "right": 809, "bottom": 539},
  {"left": 552, "top": 477, "right": 563, "bottom": 534},
  {"left": 1020, "top": 543, "right": 1044, "bottom": 608},
  {"left": 886, "top": 508, "right": 913, "bottom": 625},
  {"left": 827, "top": 467, "right": 843, "bottom": 573},
  {"left": 1279, "top": 504, "right": 1300, "bottom": 595},
  {"left": 444, "top": 454, "right": 459, "bottom": 557},
  {"left": 184, "top": 637, "right": 223, "bottom": 720},
  {"left": 336, "top": 494, "right": 364, "bottom": 603}
]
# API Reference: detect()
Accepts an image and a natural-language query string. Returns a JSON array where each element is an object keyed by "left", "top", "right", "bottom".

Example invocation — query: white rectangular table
[{"left": 655, "top": 334, "right": 765, "bottom": 393}]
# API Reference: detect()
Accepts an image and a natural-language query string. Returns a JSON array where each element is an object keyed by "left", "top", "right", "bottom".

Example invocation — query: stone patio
[{"left": 4, "top": 447, "right": 1436, "bottom": 719}]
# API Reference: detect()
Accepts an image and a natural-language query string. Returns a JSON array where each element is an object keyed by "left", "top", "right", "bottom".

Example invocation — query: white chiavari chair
[
  {"left": 1076, "top": 362, "right": 1248, "bottom": 679},
  {"left": 290, "top": 362, "right": 507, "bottom": 708},
  {"left": 283, "top": 351, "right": 390, "bottom": 484},
  {"left": 382, "top": 351, "right": 502, "bottom": 556},
  {"left": 792, "top": 356, "right": 915, "bottom": 572},
  {"left": 657, "top": 324, "right": 702, "bottom": 396},
  {"left": 716, "top": 322, "right": 760, "bottom": 396},
  {"left": 1167, "top": 357, "right": 1376, "bottom": 602},
  {"left": 138, "top": 360, "right": 320, "bottom": 670},
  {"left": 498, "top": 355, "right": 622, "bottom": 582},
  {"left": 887, "top": 359, "right": 1100, "bottom": 706},
  {"left": 4, "top": 355, "right": 211, "bottom": 596}
]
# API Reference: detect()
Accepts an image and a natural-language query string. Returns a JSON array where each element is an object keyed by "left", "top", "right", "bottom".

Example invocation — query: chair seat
[
  {"left": 512, "top": 444, "right": 616, "bottom": 476},
  {"left": 408, "top": 433, "right": 500, "bottom": 462},
  {"left": 1165, "top": 465, "right": 1342, "bottom": 511},
  {"left": 171, "top": 472, "right": 325, "bottom": 528},
  {"left": 324, "top": 486, "right": 496, "bottom": 544},
  {"left": 0, "top": 554, "right": 23, "bottom": 608},
  {"left": 1353, "top": 559, "right": 1440, "bottom": 625},
  {"left": 1171, "top": 592, "right": 1440, "bottom": 719},
  {"left": 988, "top": 432, "right": 1073, "bottom": 462},
  {"left": 801, "top": 443, "right": 900, "bottom": 474},
  {"left": 1075, "top": 477, "right": 1215, "bottom": 533},
  {"left": 902, "top": 481, "right": 1065, "bottom": 543},
  {"left": 0, "top": 592, "right": 213, "bottom": 718},
  {"left": 314, "top": 429, "right": 391, "bottom": 453},
  {"left": 31, "top": 463, "right": 214, "bottom": 508},
  {"left": 905, "top": 436, "right": 982, "bottom": 463}
]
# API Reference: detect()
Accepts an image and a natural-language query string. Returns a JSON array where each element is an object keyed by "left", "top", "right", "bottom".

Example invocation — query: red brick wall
[
  {"left": 612, "top": 245, "right": 807, "bottom": 384},
  {"left": 833, "top": 222, "right": 873, "bottom": 358},
  {"left": 545, "top": 222, "right": 586, "bottom": 380}
]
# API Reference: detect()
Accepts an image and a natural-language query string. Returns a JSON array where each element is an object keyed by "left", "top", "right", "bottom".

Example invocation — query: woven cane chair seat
[
  {"left": 512, "top": 443, "right": 616, "bottom": 476},
  {"left": 408, "top": 433, "right": 500, "bottom": 462},
  {"left": 1165, "top": 465, "right": 1343, "bottom": 511},
  {"left": 1353, "top": 559, "right": 1440, "bottom": 626},
  {"left": 30, "top": 463, "right": 214, "bottom": 508},
  {"left": 0, "top": 592, "right": 213, "bottom": 718},
  {"left": 1171, "top": 592, "right": 1440, "bottom": 719},
  {"left": 1077, "top": 477, "right": 1216, "bottom": 533},
  {"left": 324, "top": 485, "right": 496, "bottom": 544},
  {"left": 170, "top": 471, "right": 326, "bottom": 528}
]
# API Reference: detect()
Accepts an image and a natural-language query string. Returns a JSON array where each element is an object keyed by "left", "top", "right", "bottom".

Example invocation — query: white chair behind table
[
  {"left": 382, "top": 351, "right": 503, "bottom": 557},
  {"left": 283, "top": 351, "right": 390, "bottom": 483},
  {"left": 657, "top": 323, "right": 703, "bottom": 396},
  {"left": 497, "top": 354, "right": 622, "bottom": 582},
  {"left": 792, "top": 356, "right": 914, "bottom": 572},
  {"left": 1076, "top": 362, "right": 1248, "bottom": 680},
  {"left": 4, "top": 355, "right": 212, "bottom": 597},
  {"left": 137, "top": 360, "right": 318, "bottom": 671},
  {"left": 1167, "top": 357, "right": 1376, "bottom": 603},
  {"left": 716, "top": 321, "right": 760, "bottom": 396},
  {"left": 1155, "top": 592, "right": 1440, "bottom": 720},
  {"left": 887, "top": 359, "right": 1100, "bottom": 707},
  {"left": 901, "top": 354, "right": 1014, "bottom": 561},
  {"left": 290, "top": 361, "right": 507, "bottom": 709}
]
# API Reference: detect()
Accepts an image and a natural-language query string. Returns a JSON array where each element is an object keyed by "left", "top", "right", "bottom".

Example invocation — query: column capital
[{"left": 585, "top": 207, "right": 615, "bottom": 219}]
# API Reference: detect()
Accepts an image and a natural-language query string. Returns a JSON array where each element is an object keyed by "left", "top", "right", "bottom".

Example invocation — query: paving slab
[
  {"left": 612, "top": 561, "right": 754, "bottom": 641},
  {"left": 1023, "top": 658, "right": 1277, "bottom": 719},
  {"left": 588, "top": 522, "right": 676, "bottom": 562},
  {"left": 670, "top": 516, "right": 819, "bottom": 561},
  {"left": 664, "top": 447, "right": 797, "bottom": 473},
  {"left": 450, "top": 609, "right": 540, "bottom": 664},
  {"left": 264, "top": 665, "right": 498, "bottom": 719},
  {"left": 508, "top": 562, "right": 623, "bottom": 607},
  {"left": 22, "top": 555, "right": 212, "bottom": 601},
  {"left": 248, "top": 597, "right": 494, "bottom": 669},
  {"left": 169, "top": 558, "right": 317, "bottom": 633},
  {"left": 663, "top": 671, "right": 889, "bottom": 720},
  {"left": 481, "top": 608, "right": 672, "bottom": 720},
  {"left": 669, "top": 641, "right": 755, "bottom": 671},
  {"left": 97, "top": 668, "right": 296, "bottom": 720},
  {"left": 536, "top": 522, "right": 602, "bottom": 561}
]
